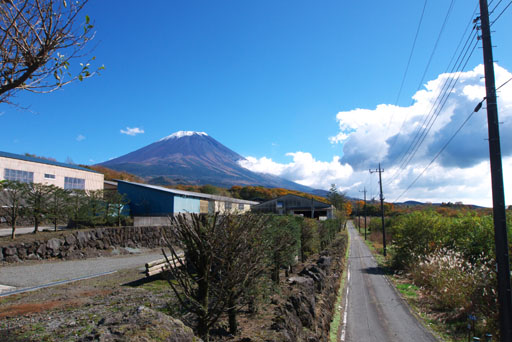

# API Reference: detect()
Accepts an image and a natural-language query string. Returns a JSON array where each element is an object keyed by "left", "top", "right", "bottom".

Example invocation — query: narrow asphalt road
[
  {"left": 0, "top": 249, "right": 164, "bottom": 290},
  {"left": 343, "top": 221, "right": 437, "bottom": 342}
]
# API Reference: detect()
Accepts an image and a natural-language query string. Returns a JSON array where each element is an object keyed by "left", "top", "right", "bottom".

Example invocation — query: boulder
[
  {"left": 4, "top": 247, "right": 17, "bottom": 256},
  {"left": 65, "top": 234, "right": 77, "bottom": 246},
  {"left": 47, "top": 238, "right": 62, "bottom": 251},
  {"left": 78, "top": 306, "right": 200, "bottom": 342}
]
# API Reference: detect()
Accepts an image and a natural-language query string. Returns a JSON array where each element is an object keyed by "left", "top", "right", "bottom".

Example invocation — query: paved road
[
  {"left": 0, "top": 226, "right": 67, "bottom": 237},
  {"left": 0, "top": 249, "right": 164, "bottom": 290},
  {"left": 342, "top": 221, "right": 437, "bottom": 342}
]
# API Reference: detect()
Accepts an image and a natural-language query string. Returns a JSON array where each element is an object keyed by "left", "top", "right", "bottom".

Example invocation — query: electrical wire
[
  {"left": 386, "top": 2, "right": 478, "bottom": 173},
  {"left": 393, "top": 98, "right": 486, "bottom": 203},
  {"left": 387, "top": 30, "right": 479, "bottom": 185},
  {"left": 497, "top": 77, "right": 512, "bottom": 91},
  {"left": 379, "top": 0, "right": 429, "bottom": 161},
  {"left": 491, "top": 1, "right": 512, "bottom": 25}
]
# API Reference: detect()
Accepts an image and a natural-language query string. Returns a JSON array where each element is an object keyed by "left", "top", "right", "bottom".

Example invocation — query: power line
[
  {"left": 497, "top": 77, "right": 512, "bottom": 90},
  {"left": 393, "top": 98, "right": 486, "bottom": 203},
  {"left": 491, "top": 1, "right": 512, "bottom": 25},
  {"left": 380, "top": 0, "right": 428, "bottom": 158},
  {"left": 387, "top": 30, "right": 479, "bottom": 185},
  {"left": 386, "top": 3, "right": 478, "bottom": 175}
]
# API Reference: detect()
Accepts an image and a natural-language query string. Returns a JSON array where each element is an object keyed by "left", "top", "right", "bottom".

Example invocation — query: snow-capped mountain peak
[{"left": 159, "top": 131, "right": 208, "bottom": 141}]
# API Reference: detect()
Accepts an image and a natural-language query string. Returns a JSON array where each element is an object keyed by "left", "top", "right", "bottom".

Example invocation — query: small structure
[
  {"left": 251, "top": 194, "right": 334, "bottom": 220},
  {"left": 0, "top": 151, "right": 103, "bottom": 191},
  {"left": 116, "top": 180, "right": 259, "bottom": 226}
]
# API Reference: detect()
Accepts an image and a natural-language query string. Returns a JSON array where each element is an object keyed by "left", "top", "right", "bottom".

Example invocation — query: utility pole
[
  {"left": 360, "top": 187, "right": 368, "bottom": 240},
  {"left": 477, "top": 1, "right": 512, "bottom": 340},
  {"left": 370, "top": 164, "right": 386, "bottom": 256},
  {"left": 357, "top": 201, "right": 361, "bottom": 233}
]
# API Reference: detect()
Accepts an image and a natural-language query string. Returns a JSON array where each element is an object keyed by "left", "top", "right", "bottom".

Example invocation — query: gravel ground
[{"left": 0, "top": 249, "right": 164, "bottom": 288}]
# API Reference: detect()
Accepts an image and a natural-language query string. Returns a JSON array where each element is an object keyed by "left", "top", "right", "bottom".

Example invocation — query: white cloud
[
  {"left": 76, "top": 134, "right": 86, "bottom": 142},
  {"left": 239, "top": 153, "right": 353, "bottom": 190},
  {"left": 121, "top": 127, "right": 145, "bottom": 136},
  {"left": 240, "top": 64, "right": 512, "bottom": 206}
]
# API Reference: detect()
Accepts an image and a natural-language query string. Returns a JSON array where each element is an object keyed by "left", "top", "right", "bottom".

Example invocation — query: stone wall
[
  {"left": 271, "top": 232, "right": 349, "bottom": 342},
  {"left": 0, "top": 226, "right": 165, "bottom": 263}
]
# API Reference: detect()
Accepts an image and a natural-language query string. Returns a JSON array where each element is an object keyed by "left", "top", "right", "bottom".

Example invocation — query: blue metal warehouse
[{"left": 117, "top": 180, "right": 258, "bottom": 218}]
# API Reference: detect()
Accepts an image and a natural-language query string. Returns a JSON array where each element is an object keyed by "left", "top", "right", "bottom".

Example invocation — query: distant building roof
[
  {"left": 0, "top": 151, "right": 100, "bottom": 174},
  {"left": 252, "top": 193, "right": 331, "bottom": 209},
  {"left": 116, "top": 180, "right": 259, "bottom": 205}
]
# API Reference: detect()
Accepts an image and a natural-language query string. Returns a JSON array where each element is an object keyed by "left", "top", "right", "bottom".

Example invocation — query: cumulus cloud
[
  {"left": 239, "top": 153, "right": 353, "bottom": 190},
  {"left": 76, "top": 134, "right": 86, "bottom": 142},
  {"left": 240, "top": 64, "right": 512, "bottom": 206},
  {"left": 121, "top": 127, "right": 145, "bottom": 136}
]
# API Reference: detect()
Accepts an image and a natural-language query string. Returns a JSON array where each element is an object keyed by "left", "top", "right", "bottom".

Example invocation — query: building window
[
  {"left": 238, "top": 203, "right": 245, "bottom": 210},
  {"left": 225, "top": 202, "right": 232, "bottom": 210},
  {"left": 4, "top": 168, "right": 33, "bottom": 183},
  {"left": 44, "top": 173, "right": 55, "bottom": 179},
  {"left": 64, "top": 177, "right": 85, "bottom": 190},
  {"left": 276, "top": 201, "right": 284, "bottom": 209}
]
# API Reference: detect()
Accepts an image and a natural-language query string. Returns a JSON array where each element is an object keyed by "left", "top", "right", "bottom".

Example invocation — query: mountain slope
[{"left": 98, "top": 131, "right": 315, "bottom": 193}]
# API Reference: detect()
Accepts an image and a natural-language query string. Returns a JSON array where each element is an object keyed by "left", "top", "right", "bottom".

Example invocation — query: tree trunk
[
  {"left": 272, "top": 253, "right": 280, "bottom": 284},
  {"left": 54, "top": 219, "right": 58, "bottom": 232},
  {"left": 197, "top": 276, "right": 209, "bottom": 342},
  {"left": 33, "top": 217, "right": 39, "bottom": 234},
  {"left": 228, "top": 296, "right": 237, "bottom": 334}
]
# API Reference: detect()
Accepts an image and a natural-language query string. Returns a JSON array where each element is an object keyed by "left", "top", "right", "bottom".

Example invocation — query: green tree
[
  {"left": 47, "top": 186, "right": 70, "bottom": 231},
  {"left": 265, "top": 215, "right": 301, "bottom": 284},
  {"left": 84, "top": 189, "right": 105, "bottom": 227},
  {"left": 104, "top": 190, "right": 129, "bottom": 226},
  {"left": 0, "top": 180, "right": 27, "bottom": 239},
  {"left": 23, "top": 183, "right": 53, "bottom": 233},
  {"left": 327, "top": 184, "right": 346, "bottom": 216}
]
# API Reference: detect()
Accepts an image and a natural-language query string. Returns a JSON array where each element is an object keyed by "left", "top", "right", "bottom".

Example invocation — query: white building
[{"left": 0, "top": 151, "right": 104, "bottom": 191}]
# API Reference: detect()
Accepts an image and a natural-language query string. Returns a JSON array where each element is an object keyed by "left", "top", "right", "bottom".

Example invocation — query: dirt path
[{"left": 342, "top": 221, "right": 437, "bottom": 342}]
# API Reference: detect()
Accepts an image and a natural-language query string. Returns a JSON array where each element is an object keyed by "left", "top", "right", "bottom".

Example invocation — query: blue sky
[{"left": 1, "top": 0, "right": 512, "bottom": 205}]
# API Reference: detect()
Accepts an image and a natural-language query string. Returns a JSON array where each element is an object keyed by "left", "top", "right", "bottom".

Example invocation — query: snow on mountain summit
[{"left": 159, "top": 131, "right": 208, "bottom": 141}]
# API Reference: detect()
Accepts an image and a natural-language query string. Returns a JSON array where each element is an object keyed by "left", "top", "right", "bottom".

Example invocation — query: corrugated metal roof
[
  {"left": 117, "top": 180, "right": 260, "bottom": 205},
  {"left": 252, "top": 193, "right": 331, "bottom": 209},
  {"left": 0, "top": 151, "right": 101, "bottom": 174}
]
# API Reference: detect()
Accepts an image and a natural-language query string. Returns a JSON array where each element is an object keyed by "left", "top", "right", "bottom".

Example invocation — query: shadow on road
[{"left": 362, "top": 266, "right": 394, "bottom": 276}]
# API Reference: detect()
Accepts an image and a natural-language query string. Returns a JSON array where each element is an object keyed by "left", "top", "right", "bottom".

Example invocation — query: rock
[
  {"left": 4, "top": 247, "right": 17, "bottom": 256},
  {"left": 78, "top": 306, "right": 200, "bottom": 342},
  {"left": 47, "top": 238, "right": 62, "bottom": 251},
  {"left": 36, "top": 244, "right": 47, "bottom": 256},
  {"left": 76, "top": 231, "right": 89, "bottom": 246},
  {"left": 5, "top": 255, "right": 20, "bottom": 263},
  {"left": 17, "top": 246, "right": 27, "bottom": 259},
  {"left": 0, "top": 249, "right": 4, "bottom": 261},
  {"left": 65, "top": 234, "right": 77, "bottom": 246},
  {"left": 288, "top": 276, "right": 314, "bottom": 287},
  {"left": 26, "top": 253, "right": 41, "bottom": 260}
]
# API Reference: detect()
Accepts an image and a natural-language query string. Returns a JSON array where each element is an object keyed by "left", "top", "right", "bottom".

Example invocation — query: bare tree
[
  {"left": 162, "top": 213, "right": 225, "bottom": 342},
  {"left": 0, "top": 0, "right": 103, "bottom": 104},
  {"left": 215, "top": 213, "right": 270, "bottom": 334},
  {"left": 162, "top": 213, "right": 272, "bottom": 340}
]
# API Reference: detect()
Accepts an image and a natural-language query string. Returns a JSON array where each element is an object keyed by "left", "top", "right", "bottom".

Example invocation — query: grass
[
  {"left": 395, "top": 282, "right": 419, "bottom": 299},
  {"left": 329, "top": 230, "right": 350, "bottom": 342},
  {"left": 139, "top": 279, "right": 170, "bottom": 293}
]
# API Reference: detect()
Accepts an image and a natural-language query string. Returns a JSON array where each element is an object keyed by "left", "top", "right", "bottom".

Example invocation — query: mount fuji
[{"left": 98, "top": 131, "right": 317, "bottom": 193}]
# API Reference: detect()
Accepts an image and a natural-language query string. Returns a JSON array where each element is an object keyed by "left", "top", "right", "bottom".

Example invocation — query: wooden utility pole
[
  {"left": 370, "top": 164, "right": 386, "bottom": 256},
  {"left": 477, "top": 1, "right": 512, "bottom": 340},
  {"left": 360, "top": 187, "right": 368, "bottom": 240}
]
